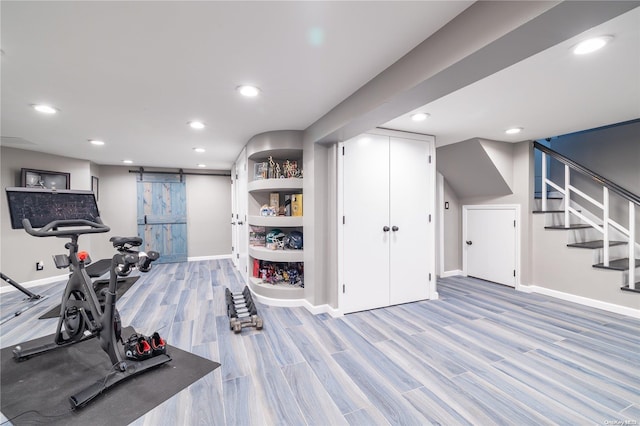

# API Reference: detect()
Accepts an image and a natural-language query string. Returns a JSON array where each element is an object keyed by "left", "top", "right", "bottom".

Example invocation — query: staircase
[{"left": 534, "top": 142, "right": 639, "bottom": 294}]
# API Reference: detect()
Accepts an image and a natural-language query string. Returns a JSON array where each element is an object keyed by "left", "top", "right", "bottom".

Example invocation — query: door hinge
[
  {"left": 513, "top": 270, "right": 516, "bottom": 277},
  {"left": 343, "top": 284, "right": 345, "bottom": 293},
  {"left": 237, "top": 253, "right": 239, "bottom": 259},
  {"left": 429, "top": 214, "right": 432, "bottom": 223},
  {"left": 429, "top": 273, "right": 432, "bottom": 281},
  {"left": 232, "top": 245, "right": 234, "bottom": 252},
  {"left": 514, "top": 220, "right": 516, "bottom": 228},
  {"left": 428, "top": 155, "right": 432, "bottom": 164},
  {"left": 235, "top": 174, "right": 238, "bottom": 180},
  {"left": 342, "top": 146, "right": 345, "bottom": 155},
  {"left": 245, "top": 265, "right": 248, "bottom": 272},
  {"left": 343, "top": 215, "right": 345, "bottom": 224}
]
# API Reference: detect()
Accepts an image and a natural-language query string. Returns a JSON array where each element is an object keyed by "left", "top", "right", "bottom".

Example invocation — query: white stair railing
[{"left": 537, "top": 143, "right": 638, "bottom": 290}]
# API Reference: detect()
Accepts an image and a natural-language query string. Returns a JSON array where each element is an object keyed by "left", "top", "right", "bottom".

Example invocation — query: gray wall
[
  {"left": 88, "top": 166, "right": 233, "bottom": 262},
  {"left": 1, "top": 147, "right": 232, "bottom": 286},
  {"left": 297, "top": 1, "right": 634, "bottom": 309},
  {"left": 1, "top": 147, "right": 94, "bottom": 283},
  {"left": 532, "top": 213, "right": 636, "bottom": 309},
  {"left": 447, "top": 141, "right": 535, "bottom": 285},
  {"left": 441, "top": 135, "right": 637, "bottom": 308},
  {"left": 548, "top": 120, "right": 640, "bottom": 242},
  {"left": 185, "top": 173, "right": 232, "bottom": 258},
  {"left": 442, "top": 178, "right": 462, "bottom": 273}
]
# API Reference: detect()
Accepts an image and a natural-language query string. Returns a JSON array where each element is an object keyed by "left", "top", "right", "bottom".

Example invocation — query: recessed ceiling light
[
  {"left": 197, "top": 164, "right": 206, "bottom": 168},
  {"left": 122, "top": 159, "right": 133, "bottom": 164},
  {"left": 237, "top": 85, "right": 260, "bottom": 97},
  {"left": 193, "top": 147, "right": 206, "bottom": 153},
  {"left": 573, "top": 35, "right": 613, "bottom": 55},
  {"left": 32, "top": 104, "right": 58, "bottom": 114},
  {"left": 89, "top": 139, "right": 105, "bottom": 146},
  {"left": 411, "top": 112, "right": 430, "bottom": 122},
  {"left": 505, "top": 127, "right": 523, "bottom": 135},
  {"left": 188, "top": 121, "right": 205, "bottom": 129}
]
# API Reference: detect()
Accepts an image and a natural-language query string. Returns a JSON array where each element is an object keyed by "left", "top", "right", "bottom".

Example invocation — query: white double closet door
[{"left": 341, "top": 131, "right": 434, "bottom": 314}]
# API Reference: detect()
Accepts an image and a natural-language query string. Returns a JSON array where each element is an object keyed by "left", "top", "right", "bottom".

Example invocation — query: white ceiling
[
  {"left": 383, "top": 5, "right": 640, "bottom": 146},
  {"left": 1, "top": 2, "right": 639, "bottom": 171}
]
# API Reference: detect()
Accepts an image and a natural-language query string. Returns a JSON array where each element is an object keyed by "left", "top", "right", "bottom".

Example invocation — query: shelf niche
[{"left": 244, "top": 130, "right": 304, "bottom": 303}]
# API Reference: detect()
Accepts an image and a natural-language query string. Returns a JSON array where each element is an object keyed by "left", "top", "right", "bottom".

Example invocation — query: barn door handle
[
  {"left": 392, "top": 226, "right": 399, "bottom": 232},
  {"left": 466, "top": 240, "right": 473, "bottom": 245},
  {"left": 383, "top": 226, "right": 390, "bottom": 232}
]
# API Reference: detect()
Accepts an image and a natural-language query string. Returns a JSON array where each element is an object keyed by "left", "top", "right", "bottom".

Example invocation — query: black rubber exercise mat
[
  {"left": 0, "top": 327, "right": 220, "bottom": 425},
  {"left": 39, "top": 276, "right": 139, "bottom": 320}
]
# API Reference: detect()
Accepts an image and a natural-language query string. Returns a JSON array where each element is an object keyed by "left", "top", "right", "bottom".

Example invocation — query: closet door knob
[
  {"left": 383, "top": 226, "right": 390, "bottom": 232},
  {"left": 237, "top": 221, "right": 244, "bottom": 225},
  {"left": 466, "top": 240, "right": 473, "bottom": 245},
  {"left": 392, "top": 226, "right": 399, "bottom": 232}
]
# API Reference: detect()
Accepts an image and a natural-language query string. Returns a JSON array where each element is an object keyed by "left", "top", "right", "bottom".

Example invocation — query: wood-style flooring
[{"left": 1, "top": 259, "right": 639, "bottom": 425}]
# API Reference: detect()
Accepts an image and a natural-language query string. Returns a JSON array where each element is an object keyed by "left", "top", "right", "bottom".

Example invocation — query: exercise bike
[{"left": 11, "top": 216, "right": 171, "bottom": 409}]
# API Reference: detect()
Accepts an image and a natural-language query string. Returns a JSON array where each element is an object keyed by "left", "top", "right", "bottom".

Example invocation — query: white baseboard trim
[
  {"left": 440, "top": 270, "right": 464, "bottom": 278},
  {"left": 249, "top": 291, "right": 305, "bottom": 308},
  {"left": 0, "top": 274, "right": 68, "bottom": 294},
  {"left": 519, "top": 284, "right": 640, "bottom": 319},
  {"left": 302, "top": 300, "right": 343, "bottom": 318},
  {"left": 248, "top": 291, "right": 343, "bottom": 317},
  {"left": 187, "top": 254, "right": 232, "bottom": 262}
]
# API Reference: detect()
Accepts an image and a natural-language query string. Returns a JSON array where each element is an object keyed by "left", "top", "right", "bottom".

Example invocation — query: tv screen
[{"left": 6, "top": 187, "right": 100, "bottom": 230}]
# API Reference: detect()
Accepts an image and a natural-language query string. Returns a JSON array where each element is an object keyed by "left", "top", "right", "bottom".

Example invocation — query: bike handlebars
[{"left": 22, "top": 218, "right": 110, "bottom": 237}]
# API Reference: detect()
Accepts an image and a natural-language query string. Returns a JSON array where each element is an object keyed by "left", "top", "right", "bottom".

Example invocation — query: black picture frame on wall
[
  {"left": 21, "top": 168, "right": 70, "bottom": 190},
  {"left": 91, "top": 176, "right": 99, "bottom": 201}
]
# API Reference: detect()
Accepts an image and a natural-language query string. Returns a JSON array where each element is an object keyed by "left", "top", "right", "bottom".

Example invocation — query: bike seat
[{"left": 109, "top": 236, "right": 142, "bottom": 248}]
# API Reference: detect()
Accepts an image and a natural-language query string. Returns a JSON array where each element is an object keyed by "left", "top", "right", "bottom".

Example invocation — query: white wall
[{"left": 1, "top": 147, "right": 232, "bottom": 287}]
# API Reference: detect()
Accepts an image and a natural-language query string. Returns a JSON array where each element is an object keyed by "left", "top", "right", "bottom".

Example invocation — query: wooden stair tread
[
  {"left": 567, "top": 240, "right": 627, "bottom": 249},
  {"left": 593, "top": 258, "right": 640, "bottom": 271},
  {"left": 621, "top": 284, "right": 640, "bottom": 294},
  {"left": 544, "top": 224, "right": 592, "bottom": 230},
  {"left": 534, "top": 195, "right": 563, "bottom": 199}
]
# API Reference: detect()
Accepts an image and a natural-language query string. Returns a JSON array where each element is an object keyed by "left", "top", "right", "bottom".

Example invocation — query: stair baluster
[{"left": 534, "top": 141, "right": 639, "bottom": 293}]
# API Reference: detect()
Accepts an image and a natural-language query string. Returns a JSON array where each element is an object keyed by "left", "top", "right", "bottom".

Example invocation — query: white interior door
[
  {"left": 389, "top": 137, "right": 431, "bottom": 304},
  {"left": 342, "top": 134, "right": 390, "bottom": 313},
  {"left": 464, "top": 206, "right": 516, "bottom": 287},
  {"left": 231, "top": 164, "right": 238, "bottom": 268},
  {"left": 236, "top": 148, "right": 248, "bottom": 281}
]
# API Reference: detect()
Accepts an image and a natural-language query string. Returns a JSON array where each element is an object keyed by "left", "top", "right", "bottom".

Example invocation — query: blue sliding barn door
[{"left": 137, "top": 173, "right": 187, "bottom": 264}]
